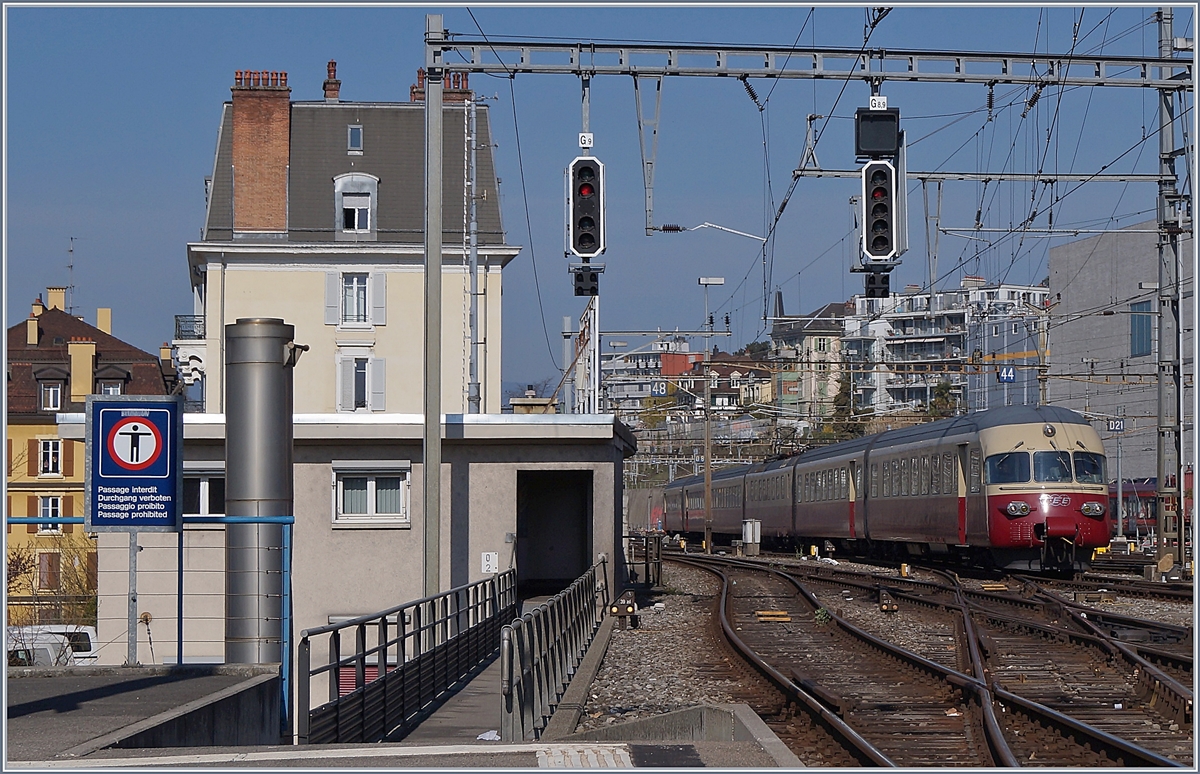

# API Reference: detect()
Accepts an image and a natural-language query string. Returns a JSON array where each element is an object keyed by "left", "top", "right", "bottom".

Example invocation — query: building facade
[
  {"left": 174, "top": 65, "right": 519, "bottom": 415},
  {"left": 769, "top": 300, "right": 845, "bottom": 422},
  {"left": 6, "top": 288, "right": 173, "bottom": 626},
  {"left": 841, "top": 277, "right": 1049, "bottom": 416},
  {"left": 1047, "top": 221, "right": 1194, "bottom": 480}
]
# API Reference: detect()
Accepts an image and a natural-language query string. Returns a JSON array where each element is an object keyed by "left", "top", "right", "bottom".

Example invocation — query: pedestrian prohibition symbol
[{"left": 86, "top": 395, "right": 183, "bottom": 532}]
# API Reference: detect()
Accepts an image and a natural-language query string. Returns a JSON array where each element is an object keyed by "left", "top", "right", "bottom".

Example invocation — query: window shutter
[
  {"left": 63, "top": 496, "right": 74, "bottom": 533},
  {"left": 339, "top": 358, "right": 355, "bottom": 411},
  {"left": 370, "top": 272, "right": 387, "bottom": 325},
  {"left": 371, "top": 358, "right": 386, "bottom": 411},
  {"left": 27, "top": 496, "right": 38, "bottom": 532},
  {"left": 325, "top": 272, "right": 340, "bottom": 325},
  {"left": 28, "top": 440, "right": 38, "bottom": 477},
  {"left": 63, "top": 440, "right": 74, "bottom": 477},
  {"left": 6, "top": 438, "right": 11, "bottom": 476},
  {"left": 7, "top": 496, "right": 11, "bottom": 533},
  {"left": 87, "top": 552, "right": 98, "bottom": 590}
]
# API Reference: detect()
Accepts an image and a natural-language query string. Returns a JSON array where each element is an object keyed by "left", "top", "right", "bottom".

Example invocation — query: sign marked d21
[{"left": 86, "top": 396, "right": 183, "bottom": 532}]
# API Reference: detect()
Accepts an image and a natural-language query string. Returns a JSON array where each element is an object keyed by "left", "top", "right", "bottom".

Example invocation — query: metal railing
[
  {"left": 297, "top": 571, "right": 518, "bottom": 744},
  {"left": 174, "top": 315, "right": 205, "bottom": 340},
  {"left": 500, "top": 559, "right": 609, "bottom": 742}
]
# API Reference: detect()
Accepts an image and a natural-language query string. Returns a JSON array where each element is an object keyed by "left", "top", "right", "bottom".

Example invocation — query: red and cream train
[{"left": 658, "top": 405, "right": 1112, "bottom": 572}]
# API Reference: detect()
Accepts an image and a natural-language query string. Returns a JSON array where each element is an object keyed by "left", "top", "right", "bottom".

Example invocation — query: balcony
[{"left": 175, "top": 315, "right": 205, "bottom": 340}]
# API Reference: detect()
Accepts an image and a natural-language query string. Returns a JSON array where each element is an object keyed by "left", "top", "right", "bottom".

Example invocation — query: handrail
[
  {"left": 500, "top": 559, "right": 608, "bottom": 742},
  {"left": 298, "top": 570, "right": 518, "bottom": 744}
]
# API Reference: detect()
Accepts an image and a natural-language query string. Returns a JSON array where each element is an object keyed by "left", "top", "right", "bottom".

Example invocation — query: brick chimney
[
  {"left": 31, "top": 296, "right": 45, "bottom": 317},
  {"left": 97, "top": 308, "right": 112, "bottom": 335},
  {"left": 410, "top": 68, "right": 471, "bottom": 103},
  {"left": 26, "top": 315, "right": 38, "bottom": 347},
  {"left": 323, "top": 60, "right": 341, "bottom": 102},
  {"left": 68, "top": 337, "right": 95, "bottom": 403},
  {"left": 47, "top": 287, "right": 66, "bottom": 310},
  {"left": 231, "top": 70, "right": 291, "bottom": 236}
]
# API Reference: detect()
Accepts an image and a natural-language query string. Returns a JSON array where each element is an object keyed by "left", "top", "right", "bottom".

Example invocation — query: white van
[
  {"left": 7, "top": 626, "right": 97, "bottom": 665},
  {"left": 7, "top": 631, "right": 75, "bottom": 667}
]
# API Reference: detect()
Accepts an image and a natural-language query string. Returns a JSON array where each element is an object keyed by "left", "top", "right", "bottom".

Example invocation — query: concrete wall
[
  {"left": 92, "top": 417, "right": 633, "bottom": 667},
  {"left": 1048, "top": 223, "right": 1194, "bottom": 479}
]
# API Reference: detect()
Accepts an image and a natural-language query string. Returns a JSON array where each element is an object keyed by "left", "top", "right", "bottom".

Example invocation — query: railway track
[
  {"left": 1027, "top": 573, "right": 1194, "bottom": 603},
  {"left": 670, "top": 554, "right": 1187, "bottom": 766}
]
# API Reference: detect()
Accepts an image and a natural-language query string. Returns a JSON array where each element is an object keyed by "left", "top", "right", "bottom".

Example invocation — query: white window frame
[
  {"left": 39, "top": 439, "right": 62, "bottom": 477},
  {"left": 38, "top": 496, "right": 62, "bottom": 533},
  {"left": 347, "top": 124, "right": 364, "bottom": 154},
  {"left": 40, "top": 382, "right": 62, "bottom": 411},
  {"left": 326, "top": 270, "right": 386, "bottom": 329},
  {"left": 98, "top": 380, "right": 123, "bottom": 396},
  {"left": 331, "top": 461, "right": 411, "bottom": 528},
  {"left": 183, "top": 474, "right": 226, "bottom": 517},
  {"left": 341, "top": 193, "right": 370, "bottom": 232},
  {"left": 342, "top": 273, "right": 369, "bottom": 324},
  {"left": 336, "top": 350, "right": 386, "bottom": 412}
]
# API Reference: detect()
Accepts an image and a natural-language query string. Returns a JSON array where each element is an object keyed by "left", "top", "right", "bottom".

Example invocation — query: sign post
[{"left": 86, "top": 395, "right": 183, "bottom": 664}]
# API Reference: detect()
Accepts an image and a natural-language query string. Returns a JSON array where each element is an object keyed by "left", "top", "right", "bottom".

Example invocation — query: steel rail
[{"left": 674, "top": 557, "right": 895, "bottom": 767}]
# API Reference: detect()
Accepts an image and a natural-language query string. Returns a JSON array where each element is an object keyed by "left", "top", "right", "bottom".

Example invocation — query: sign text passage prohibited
[{"left": 87, "top": 396, "right": 183, "bottom": 532}]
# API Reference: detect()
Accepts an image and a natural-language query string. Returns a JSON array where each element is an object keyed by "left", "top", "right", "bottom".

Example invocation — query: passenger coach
[{"left": 660, "top": 405, "right": 1111, "bottom": 572}]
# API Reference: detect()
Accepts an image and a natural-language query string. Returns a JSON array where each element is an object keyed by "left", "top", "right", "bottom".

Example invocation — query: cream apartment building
[{"left": 174, "top": 65, "right": 516, "bottom": 414}]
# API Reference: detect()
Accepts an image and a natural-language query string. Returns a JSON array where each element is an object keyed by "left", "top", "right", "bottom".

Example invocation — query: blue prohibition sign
[{"left": 98, "top": 408, "right": 171, "bottom": 478}]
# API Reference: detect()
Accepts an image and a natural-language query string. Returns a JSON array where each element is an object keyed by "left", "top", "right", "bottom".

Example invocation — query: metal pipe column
[
  {"left": 424, "top": 14, "right": 445, "bottom": 595},
  {"left": 224, "top": 318, "right": 295, "bottom": 664}
]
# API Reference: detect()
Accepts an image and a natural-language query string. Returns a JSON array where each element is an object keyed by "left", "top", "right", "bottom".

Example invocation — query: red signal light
[{"left": 579, "top": 182, "right": 595, "bottom": 197}]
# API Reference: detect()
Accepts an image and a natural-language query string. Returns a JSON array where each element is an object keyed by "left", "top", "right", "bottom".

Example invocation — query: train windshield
[
  {"left": 1033, "top": 451, "right": 1073, "bottom": 482},
  {"left": 1073, "top": 452, "right": 1106, "bottom": 484},
  {"left": 985, "top": 452, "right": 1029, "bottom": 484}
]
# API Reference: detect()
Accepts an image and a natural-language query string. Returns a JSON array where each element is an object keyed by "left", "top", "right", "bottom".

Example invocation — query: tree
[
  {"left": 928, "top": 381, "right": 956, "bottom": 419},
  {"left": 735, "top": 340, "right": 771, "bottom": 359},
  {"left": 6, "top": 531, "right": 97, "bottom": 628}
]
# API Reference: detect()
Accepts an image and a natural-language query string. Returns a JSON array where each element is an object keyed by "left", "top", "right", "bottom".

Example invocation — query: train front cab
[{"left": 979, "top": 418, "right": 1110, "bottom": 572}]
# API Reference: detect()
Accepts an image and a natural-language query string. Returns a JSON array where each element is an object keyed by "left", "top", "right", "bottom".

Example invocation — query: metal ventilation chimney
[{"left": 224, "top": 318, "right": 301, "bottom": 664}]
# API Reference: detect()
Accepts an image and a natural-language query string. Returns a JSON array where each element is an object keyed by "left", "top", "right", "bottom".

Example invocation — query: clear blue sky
[{"left": 5, "top": 4, "right": 1192, "bottom": 391}]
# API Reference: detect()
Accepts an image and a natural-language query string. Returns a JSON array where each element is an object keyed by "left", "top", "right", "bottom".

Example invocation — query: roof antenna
[{"left": 66, "top": 237, "right": 78, "bottom": 314}]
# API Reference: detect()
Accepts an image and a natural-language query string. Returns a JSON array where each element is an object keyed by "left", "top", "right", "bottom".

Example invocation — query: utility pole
[
  {"left": 423, "top": 15, "right": 445, "bottom": 596},
  {"left": 700, "top": 277, "right": 724, "bottom": 554},
  {"left": 1155, "top": 6, "right": 1183, "bottom": 565}
]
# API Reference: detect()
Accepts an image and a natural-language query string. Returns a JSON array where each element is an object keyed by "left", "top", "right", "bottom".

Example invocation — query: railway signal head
[
  {"left": 573, "top": 267, "right": 599, "bottom": 296},
  {"left": 861, "top": 160, "right": 898, "bottom": 261},
  {"left": 568, "top": 156, "right": 605, "bottom": 259},
  {"left": 865, "top": 271, "right": 890, "bottom": 298}
]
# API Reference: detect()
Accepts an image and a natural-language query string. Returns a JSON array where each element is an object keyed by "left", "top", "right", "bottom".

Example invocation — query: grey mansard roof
[{"left": 202, "top": 100, "right": 507, "bottom": 245}]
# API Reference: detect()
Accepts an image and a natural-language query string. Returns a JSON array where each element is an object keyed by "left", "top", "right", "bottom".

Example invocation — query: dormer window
[
  {"left": 41, "top": 382, "right": 62, "bottom": 411},
  {"left": 347, "top": 125, "right": 363, "bottom": 153},
  {"left": 334, "top": 173, "right": 378, "bottom": 242}
]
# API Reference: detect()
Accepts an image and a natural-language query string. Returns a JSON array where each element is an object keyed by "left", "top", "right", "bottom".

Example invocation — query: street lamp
[{"left": 698, "top": 277, "right": 724, "bottom": 555}]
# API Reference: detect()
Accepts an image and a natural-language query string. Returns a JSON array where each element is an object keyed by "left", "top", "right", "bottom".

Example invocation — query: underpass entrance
[{"left": 516, "top": 470, "right": 592, "bottom": 598}]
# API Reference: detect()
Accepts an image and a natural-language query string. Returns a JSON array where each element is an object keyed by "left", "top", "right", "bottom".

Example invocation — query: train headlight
[
  {"left": 1081, "top": 502, "right": 1105, "bottom": 517},
  {"left": 1005, "top": 501, "right": 1031, "bottom": 517}
]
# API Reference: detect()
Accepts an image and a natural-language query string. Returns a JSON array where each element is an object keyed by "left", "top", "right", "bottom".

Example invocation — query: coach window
[
  {"left": 931, "top": 455, "right": 941, "bottom": 495},
  {"left": 969, "top": 450, "right": 982, "bottom": 493},
  {"left": 900, "top": 459, "right": 910, "bottom": 496},
  {"left": 870, "top": 464, "right": 879, "bottom": 498},
  {"left": 882, "top": 462, "right": 891, "bottom": 497},
  {"left": 985, "top": 452, "right": 1029, "bottom": 484},
  {"left": 1033, "top": 451, "right": 1072, "bottom": 483},
  {"left": 841, "top": 468, "right": 848, "bottom": 500},
  {"left": 921, "top": 456, "right": 931, "bottom": 495},
  {"left": 943, "top": 454, "right": 956, "bottom": 493}
]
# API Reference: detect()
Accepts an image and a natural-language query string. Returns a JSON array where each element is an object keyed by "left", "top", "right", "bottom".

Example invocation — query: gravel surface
[{"left": 575, "top": 563, "right": 742, "bottom": 732}]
